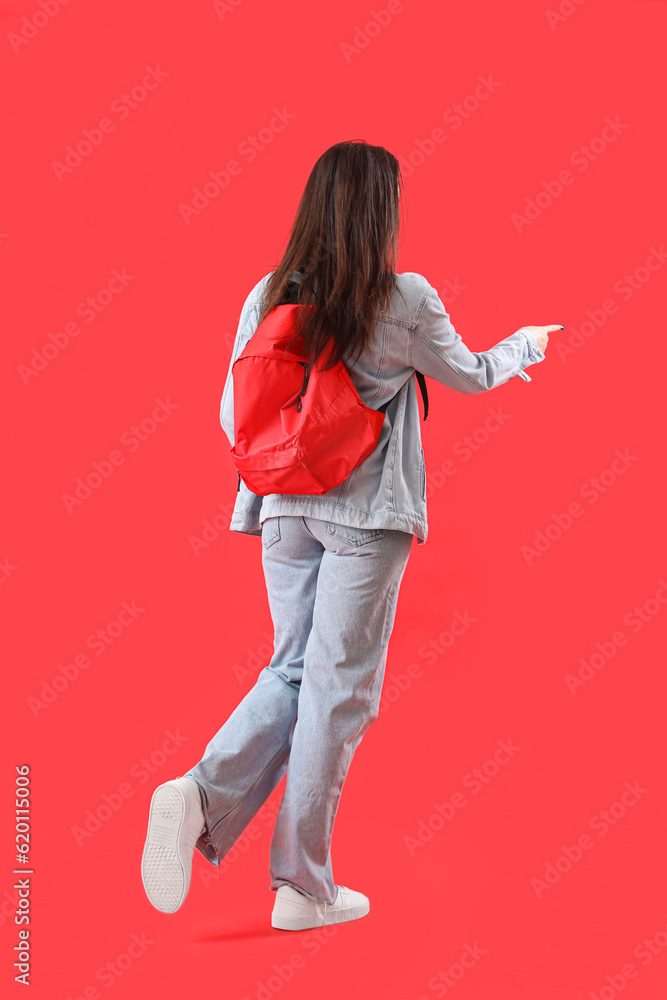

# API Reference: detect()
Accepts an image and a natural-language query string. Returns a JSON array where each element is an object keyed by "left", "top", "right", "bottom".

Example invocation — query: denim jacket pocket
[
  {"left": 261, "top": 517, "right": 281, "bottom": 549},
  {"left": 326, "top": 521, "right": 385, "bottom": 547},
  {"left": 419, "top": 447, "right": 426, "bottom": 502}
]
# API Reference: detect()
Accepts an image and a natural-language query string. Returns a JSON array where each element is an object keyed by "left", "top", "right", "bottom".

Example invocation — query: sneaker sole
[
  {"left": 141, "top": 785, "right": 189, "bottom": 913},
  {"left": 271, "top": 899, "right": 370, "bottom": 931}
]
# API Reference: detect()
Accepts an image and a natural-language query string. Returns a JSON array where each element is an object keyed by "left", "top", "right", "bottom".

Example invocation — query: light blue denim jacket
[{"left": 220, "top": 270, "right": 546, "bottom": 545}]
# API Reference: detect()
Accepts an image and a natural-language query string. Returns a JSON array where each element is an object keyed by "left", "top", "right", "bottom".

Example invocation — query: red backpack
[{"left": 229, "top": 303, "right": 428, "bottom": 496}]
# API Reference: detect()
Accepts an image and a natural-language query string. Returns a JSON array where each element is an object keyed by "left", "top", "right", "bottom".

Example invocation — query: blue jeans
[{"left": 183, "top": 514, "right": 414, "bottom": 904}]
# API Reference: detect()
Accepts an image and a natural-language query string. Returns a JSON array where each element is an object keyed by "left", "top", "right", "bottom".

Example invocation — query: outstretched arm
[{"left": 410, "top": 282, "right": 551, "bottom": 393}]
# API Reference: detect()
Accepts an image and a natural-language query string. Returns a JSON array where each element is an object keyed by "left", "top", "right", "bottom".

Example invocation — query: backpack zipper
[{"left": 295, "top": 362, "right": 310, "bottom": 412}]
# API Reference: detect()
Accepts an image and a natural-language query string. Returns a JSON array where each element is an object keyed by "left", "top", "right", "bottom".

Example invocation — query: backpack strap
[
  {"left": 377, "top": 371, "right": 429, "bottom": 421},
  {"left": 415, "top": 371, "right": 429, "bottom": 421},
  {"left": 283, "top": 275, "right": 429, "bottom": 420}
]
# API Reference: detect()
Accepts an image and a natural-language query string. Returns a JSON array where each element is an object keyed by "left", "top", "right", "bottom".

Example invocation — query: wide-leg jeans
[{"left": 183, "top": 514, "right": 414, "bottom": 904}]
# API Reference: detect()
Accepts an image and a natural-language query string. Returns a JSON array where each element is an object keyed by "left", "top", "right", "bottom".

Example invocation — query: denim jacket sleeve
[
  {"left": 410, "top": 281, "right": 546, "bottom": 393},
  {"left": 220, "top": 283, "right": 265, "bottom": 446}
]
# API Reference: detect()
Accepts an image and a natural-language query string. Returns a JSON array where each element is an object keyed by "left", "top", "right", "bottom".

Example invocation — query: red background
[{"left": 2, "top": 1, "right": 667, "bottom": 998}]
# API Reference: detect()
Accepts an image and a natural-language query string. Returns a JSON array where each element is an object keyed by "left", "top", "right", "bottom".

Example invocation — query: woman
[{"left": 141, "top": 140, "right": 560, "bottom": 930}]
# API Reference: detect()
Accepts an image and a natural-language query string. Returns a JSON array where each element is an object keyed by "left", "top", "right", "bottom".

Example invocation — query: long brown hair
[{"left": 256, "top": 140, "right": 407, "bottom": 371}]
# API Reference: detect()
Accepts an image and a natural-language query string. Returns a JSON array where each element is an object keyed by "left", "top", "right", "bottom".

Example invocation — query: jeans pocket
[
  {"left": 325, "top": 521, "right": 385, "bottom": 547},
  {"left": 261, "top": 517, "right": 281, "bottom": 550}
]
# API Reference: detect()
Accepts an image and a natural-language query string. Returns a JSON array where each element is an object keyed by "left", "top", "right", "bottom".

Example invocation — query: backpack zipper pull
[{"left": 295, "top": 362, "right": 310, "bottom": 412}]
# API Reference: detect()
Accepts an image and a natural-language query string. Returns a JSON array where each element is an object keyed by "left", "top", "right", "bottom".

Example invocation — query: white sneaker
[
  {"left": 141, "top": 777, "right": 205, "bottom": 913},
  {"left": 271, "top": 883, "right": 370, "bottom": 931}
]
